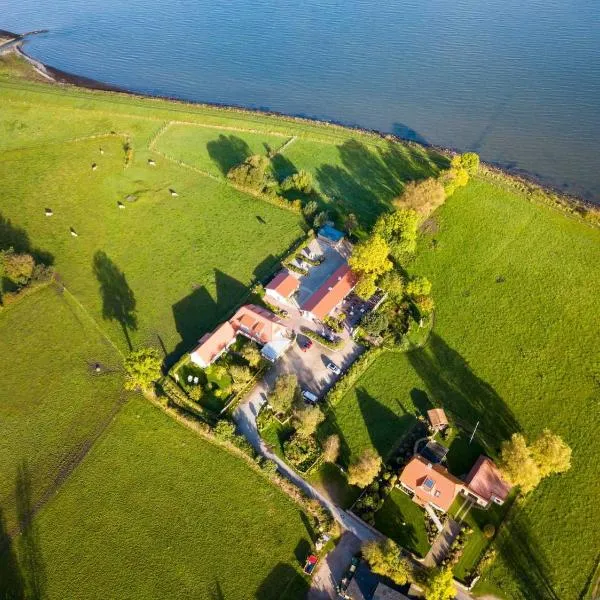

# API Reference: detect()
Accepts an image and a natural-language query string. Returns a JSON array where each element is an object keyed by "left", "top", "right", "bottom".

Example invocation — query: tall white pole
[{"left": 469, "top": 420, "right": 480, "bottom": 445}]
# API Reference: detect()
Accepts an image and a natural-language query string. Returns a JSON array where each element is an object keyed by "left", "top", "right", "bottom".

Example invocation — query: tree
[
  {"left": 498, "top": 433, "right": 541, "bottom": 494},
  {"left": 322, "top": 434, "right": 340, "bottom": 463},
  {"left": 188, "top": 386, "right": 203, "bottom": 401},
  {"left": 530, "top": 429, "right": 572, "bottom": 478},
  {"left": 406, "top": 275, "right": 432, "bottom": 297},
  {"left": 313, "top": 211, "right": 328, "bottom": 228},
  {"left": 362, "top": 539, "right": 411, "bottom": 585},
  {"left": 378, "top": 271, "right": 404, "bottom": 302},
  {"left": 361, "top": 311, "right": 389, "bottom": 336},
  {"left": 213, "top": 419, "right": 237, "bottom": 442},
  {"left": 293, "top": 404, "right": 325, "bottom": 437},
  {"left": 347, "top": 448, "right": 381, "bottom": 488},
  {"left": 374, "top": 209, "right": 419, "bottom": 261},
  {"left": 227, "top": 154, "right": 274, "bottom": 190},
  {"left": 344, "top": 213, "right": 358, "bottom": 235},
  {"left": 268, "top": 373, "right": 299, "bottom": 415},
  {"left": 303, "top": 200, "right": 319, "bottom": 218},
  {"left": 240, "top": 343, "right": 262, "bottom": 367},
  {"left": 414, "top": 295, "right": 435, "bottom": 316},
  {"left": 281, "top": 169, "right": 313, "bottom": 194},
  {"left": 354, "top": 274, "right": 378, "bottom": 300},
  {"left": 452, "top": 152, "right": 480, "bottom": 175},
  {"left": 425, "top": 567, "right": 456, "bottom": 600},
  {"left": 349, "top": 234, "right": 392, "bottom": 284},
  {"left": 123, "top": 347, "right": 162, "bottom": 392},
  {"left": 1, "top": 249, "right": 34, "bottom": 285},
  {"left": 393, "top": 178, "right": 446, "bottom": 217},
  {"left": 229, "top": 364, "right": 252, "bottom": 392}
]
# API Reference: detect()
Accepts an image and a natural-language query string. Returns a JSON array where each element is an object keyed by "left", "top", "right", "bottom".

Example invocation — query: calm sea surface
[{"left": 3, "top": 0, "right": 600, "bottom": 201}]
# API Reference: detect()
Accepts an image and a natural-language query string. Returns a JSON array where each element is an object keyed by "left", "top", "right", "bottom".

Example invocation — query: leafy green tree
[
  {"left": 530, "top": 429, "right": 572, "bottom": 478},
  {"left": 293, "top": 404, "right": 325, "bottom": 437},
  {"left": 406, "top": 276, "right": 432, "bottom": 297},
  {"left": 354, "top": 274, "right": 378, "bottom": 300},
  {"left": 227, "top": 154, "right": 274, "bottom": 190},
  {"left": 361, "top": 311, "right": 389, "bottom": 336},
  {"left": 303, "top": 200, "right": 319, "bottom": 218},
  {"left": 498, "top": 433, "right": 540, "bottom": 494},
  {"left": 281, "top": 169, "right": 313, "bottom": 194},
  {"left": 240, "top": 343, "right": 262, "bottom": 367},
  {"left": 349, "top": 234, "right": 392, "bottom": 287},
  {"left": 425, "top": 567, "right": 456, "bottom": 600},
  {"left": 123, "top": 347, "right": 162, "bottom": 392},
  {"left": 362, "top": 539, "right": 411, "bottom": 585},
  {"left": 378, "top": 271, "right": 405, "bottom": 302},
  {"left": 268, "top": 373, "right": 299, "bottom": 415},
  {"left": 452, "top": 152, "right": 480, "bottom": 175},
  {"left": 213, "top": 419, "right": 237, "bottom": 442},
  {"left": 322, "top": 434, "right": 340, "bottom": 463},
  {"left": 374, "top": 209, "right": 419, "bottom": 261},
  {"left": 348, "top": 448, "right": 381, "bottom": 488},
  {"left": 1, "top": 248, "right": 34, "bottom": 285},
  {"left": 393, "top": 178, "right": 446, "bottom": 217},
  {"left": 188, "top": 386, "right": 203, "bottom": 401},
  {"left": 229, "top": 364, "right": 252, "bottom": 392},
  {"left": 414, "top": 295, "right": 435, "bottom": 316}
]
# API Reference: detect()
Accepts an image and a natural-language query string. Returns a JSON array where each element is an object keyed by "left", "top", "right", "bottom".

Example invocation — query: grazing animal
[
  {"left": 70, "top": 227, "right": 79, "bottom": 237},
  {"left": 45, "top": 208, "right": 53, "bottom": 216},
  {"left": 148, "top": 159, "right": 156, "bottom": 166},
  {"left": 99, "top": 147, "right": 104, "bottom": 155},
  {"left": 169, "top": 188, "right": 178, "bottom": 197},
  {"left": 117, "top": 201, "right": 125, "bottom": 209},
  {"left": 91, "top": 163, "right": 97, "bottom": 171}
]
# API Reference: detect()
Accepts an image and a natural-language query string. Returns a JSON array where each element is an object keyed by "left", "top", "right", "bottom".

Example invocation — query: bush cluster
[{"left": 300, "top": 326, "right": 343, "bottom": 350}]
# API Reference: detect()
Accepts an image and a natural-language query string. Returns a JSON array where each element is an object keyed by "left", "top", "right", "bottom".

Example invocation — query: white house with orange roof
[
  {"left": 264, "top": 270, "right": 300, "bottom": 305},
  {"left": 301, "top": 264, "right": 358, "bottom": 322}
]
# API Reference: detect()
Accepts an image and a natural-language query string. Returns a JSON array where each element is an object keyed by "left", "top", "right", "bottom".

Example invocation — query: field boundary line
[{"left": 275, "top": 135, "right": 297, "bottom": 154}]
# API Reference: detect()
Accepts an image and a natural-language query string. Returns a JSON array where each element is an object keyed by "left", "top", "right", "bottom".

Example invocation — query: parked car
[
  {"left": 327, "top": 362, "right": 341, "bottom": 375},
  {"left": 301, "top": 338, "right": 313, "bottom": 352},
  {"left": 303, "top": 554, "right": 318, "bottom": 575},
  {"left": 302, "top": 390, "right": 318, "bottom": 404}
]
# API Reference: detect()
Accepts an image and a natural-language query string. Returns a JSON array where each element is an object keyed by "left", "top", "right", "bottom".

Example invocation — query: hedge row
[{"left": 301, "top": 327, "right": 344, "bottom": 350}]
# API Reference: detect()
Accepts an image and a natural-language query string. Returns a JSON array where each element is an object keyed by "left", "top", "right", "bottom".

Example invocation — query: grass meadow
[{"left": 328, "top": 178, "right": 600, "bottom": 599}]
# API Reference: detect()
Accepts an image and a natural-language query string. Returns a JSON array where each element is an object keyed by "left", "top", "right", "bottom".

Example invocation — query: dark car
[{"left": 301, "top": 338, "right": 313, "bottom": 352}]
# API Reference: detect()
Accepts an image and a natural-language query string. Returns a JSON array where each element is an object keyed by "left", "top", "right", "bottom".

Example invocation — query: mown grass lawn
[
  {"left": 374, "top": 488, "right": 430, "bottom": 558},
  {"left": 0, "top": 285, "right": 127, "bottom": 532},
  {"left": 12, "top": 397, "right": 311, "bottom": 600},
  {"left": 328, "top": 177, "right": 600, "bottom": 599}
]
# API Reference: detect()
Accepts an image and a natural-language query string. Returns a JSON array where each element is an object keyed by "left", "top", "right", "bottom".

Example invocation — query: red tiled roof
[
  {"left": 230, "top": 304, "right": 285, "bottom": 344},
  {"left": 191, "top": 321, "right": 236, "bottom": 366},
  {"left": 399, "top": 456, "right": 464, "bottom": 512},
  {"left": 266, "top": 270, "right": 300, "bottom": 298},
  {"left": 427, "top": 408, "right": 449, "bottom": 428},
  {"left": 465, "top": 456, "right": 512, "bottom": 504},
  {"left": 301, "top": 264, "right": 357, "bottom": 320}
]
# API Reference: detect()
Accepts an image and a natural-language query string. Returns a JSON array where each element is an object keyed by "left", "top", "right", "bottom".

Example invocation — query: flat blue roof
[{"left": 318, "top": 225, "right": 344, "bottom": 242}]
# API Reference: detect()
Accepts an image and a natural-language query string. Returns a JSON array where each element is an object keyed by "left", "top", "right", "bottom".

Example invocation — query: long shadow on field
[
  {"left": 392, "top": 122, "right": 430, "bottom": 146},
  {"left": 408, "top": 333, "right": 520, "bottom": 453},
  {"left": 254, "top": 562, "right": 309, "bottom": 600},
  {"left": 493, "top": 504, "right": 559, "bottom": 599},
  {"left": 15, "top": 462, "right": 46, "bottom": 600},
  {"left": 0, "top": 506, "right": 25, "bottom": 600},
  {"left": 207, "top": 579, "right": 225, "bottom": 600},
  {"left": 215, "top": 269, "right": 249, "bottom": 310},
  {"left": 206, "top": 134, "right": 251, "bottom": 175},
  {"left": 356, "top": 387, "right": 417, "bottom": 460},
  {"left": 93, "top": 251, "right": 137, "bottom": 351},
  {"left": 0, "top": 212, "right": 54, "bottom": 266}
]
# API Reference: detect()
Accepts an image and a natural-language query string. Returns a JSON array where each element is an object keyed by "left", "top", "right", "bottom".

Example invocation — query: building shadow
[
  {"left": 293, "top": 538, "right": 312, "bottom": 565},
  {"left": 494, "top": 504, "right": 560, "bottom": 599},
  {"left": 252, "top": 255, "right": 279, "bottom": 283},
  {"left": 0, "top": 506, "right": 25, "bottom": 600},
  {"left": 407, "top": 333, "right": 520, "bottom": 453},
  {"left": 214, "top": 269, "right": 249, "bottom": 313},
  {"left": 206, "top": 134, "right": 251, "bottom": 175},
  {"left": 92, "top": 251, "right": 137, "bottom": 351},
  {"left": 254, "top": 562, "right": 309, "bottom": 600},
  {"left": 356, "top": 387, "right": 417, "bottom": 460},
  {"left": 0, "top": 212, "right": 54, "bottom": 266},
  {"left": 15, "top": 462, "right": 46, "bottom": 600},
  {"left": 409, "top": 387, "right": 433, "bottom": 416}
]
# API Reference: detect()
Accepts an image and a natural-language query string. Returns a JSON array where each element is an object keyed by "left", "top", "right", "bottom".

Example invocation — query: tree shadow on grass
[
  {"left": 493, "top": 504, "right": 560, "bottom": 600},
  {"left": 0, "top": 212, "right": 54, "bottom": 266},
  {"left": 270, "top": 153, "right": 297, "bottom": 181},
  {"left": 408, "top": 333, "right": 520, "bottom": 453},
  {"left": 356, "top": 387, "right": 417, "bottom": 460},
  {"left": 15, "top": 462, "right": 46, "bottom": 600},
  {"left": 206, "top": 134, "right": 251, "bottom": 175},
  {"left": 93, "top": 251, "right": 137, "bottom": 351},
  {"left": 0, "top": 506, "right": 25, "bottom": 600},
  {"left": 410, "top": 387, "right": 433, "bottom": 416},
  {"left": 254, "top": 562, "right": 309, "bottom": 600}
]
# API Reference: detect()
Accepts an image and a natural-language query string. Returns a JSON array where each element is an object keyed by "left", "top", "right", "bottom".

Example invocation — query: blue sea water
[{"left": 2, "top": 0, "right": 600, "bottom": 201}]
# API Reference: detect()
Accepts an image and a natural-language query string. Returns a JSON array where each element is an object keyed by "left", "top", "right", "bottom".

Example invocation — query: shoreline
[{"left": 6, "top": 38, "right": 600, "bottom": 220}]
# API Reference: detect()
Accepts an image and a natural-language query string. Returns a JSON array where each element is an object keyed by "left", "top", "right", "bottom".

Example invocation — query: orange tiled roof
[
  {"left": 190, "top": 321, "right": 236, "bottom": 365},
  {"left": 301, "top": 264, "right": 357, "bottom": 320},
  {"left": 427, "top": 408, "right": 449, "bottom": 428},
  {"left": 465, "top": 456, "right": 512, "bottom": 504},
  {"left": 230, "top": 303, "right": 285, "bottom": 344},
  {"left": 266, "top": 270, "right": 300, "bottom": 298},
  {"left": 399, "top": 456, "right": 463, "bottom": 512}
]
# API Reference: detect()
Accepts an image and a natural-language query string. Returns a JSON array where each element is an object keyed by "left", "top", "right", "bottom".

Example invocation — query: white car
[
  {"left": 327, "top": 362, "right": 341, "bottom": 375},
  {"left": 302, "top": 390, "right": 318, "bottom": 404}
]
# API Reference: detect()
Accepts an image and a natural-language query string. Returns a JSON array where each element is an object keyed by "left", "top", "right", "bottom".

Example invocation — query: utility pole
[{"left": 469, "top": 420, "right": 480, "bottom": 445}]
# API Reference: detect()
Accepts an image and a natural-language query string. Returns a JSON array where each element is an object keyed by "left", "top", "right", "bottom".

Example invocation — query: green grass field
[
  {"left": 328, "top": 178, "right": 600, "bottom": 598},
  {"left": 9, "top": 396, "right": 311, "bottom": 600}
]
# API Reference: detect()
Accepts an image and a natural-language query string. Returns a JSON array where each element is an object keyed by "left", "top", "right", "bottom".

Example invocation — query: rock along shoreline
[{"left": 4, "top": 30, "right": 599, "bottom": 222}]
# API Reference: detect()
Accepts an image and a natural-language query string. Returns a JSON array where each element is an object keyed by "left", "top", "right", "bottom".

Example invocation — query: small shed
[
  {"left": 427, "top": 407, "right": 449, "bottom": 431},
  {"left": 318, "top": 225, "right": 344, "bottom": 246},
  {"left": 420, "top": 439, "right": 449, "bottom": 464}
]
